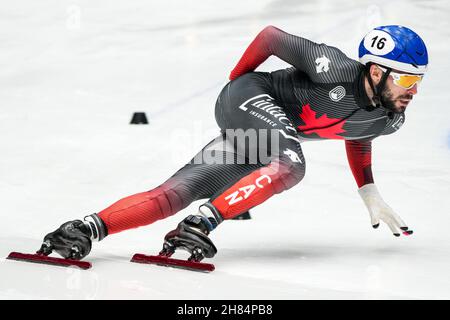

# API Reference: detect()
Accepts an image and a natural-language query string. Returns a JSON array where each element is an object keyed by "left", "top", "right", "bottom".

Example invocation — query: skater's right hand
[
  {"left": 358, "top": 184, "right": 413, "bottom": 237},
  {"left": 37, "top": 220, "right": 92, "bottom": 260}
]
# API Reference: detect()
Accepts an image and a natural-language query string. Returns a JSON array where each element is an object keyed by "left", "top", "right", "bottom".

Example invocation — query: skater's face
[{"left": 369, "top": 65, "right": 421, "bottom": 113}]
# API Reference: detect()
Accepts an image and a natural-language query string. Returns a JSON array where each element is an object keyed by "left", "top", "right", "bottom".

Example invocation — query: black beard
[{"left": 380, "top": 88, "right": 412, "bottom": 114}]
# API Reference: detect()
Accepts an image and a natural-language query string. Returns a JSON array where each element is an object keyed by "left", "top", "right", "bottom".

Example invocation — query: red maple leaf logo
[{"left": 298, "top": 104, "right": 346, "bottom": 140}]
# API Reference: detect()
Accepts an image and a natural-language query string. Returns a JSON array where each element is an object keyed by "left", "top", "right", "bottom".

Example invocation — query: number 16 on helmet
[{"left": 358, "top": 25, "right": 428, "bottom": 75}]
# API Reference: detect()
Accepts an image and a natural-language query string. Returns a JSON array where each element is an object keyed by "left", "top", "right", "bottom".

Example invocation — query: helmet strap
[{"left": 365, "top": 64, "right": 391, "bottom": 111}]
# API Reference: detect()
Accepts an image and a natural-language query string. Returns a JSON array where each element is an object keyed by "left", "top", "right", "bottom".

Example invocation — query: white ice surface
[{"left": 0, "top": 0, "right": 449, "bottom": 299}]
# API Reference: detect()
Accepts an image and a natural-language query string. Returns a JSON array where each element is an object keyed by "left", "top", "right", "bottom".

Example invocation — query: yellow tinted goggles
[{"left": 378, "top": 66, "right": 423, "bottom": 90}]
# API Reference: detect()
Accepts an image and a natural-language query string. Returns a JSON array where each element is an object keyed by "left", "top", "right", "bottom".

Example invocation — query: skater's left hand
[{"left": 358, "top": 183, "right": 413, "bottom": 237}]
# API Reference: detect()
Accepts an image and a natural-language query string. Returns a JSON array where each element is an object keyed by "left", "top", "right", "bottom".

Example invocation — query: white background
[{"left": 0, "top": 0, "right": 449, "bottom": 299}]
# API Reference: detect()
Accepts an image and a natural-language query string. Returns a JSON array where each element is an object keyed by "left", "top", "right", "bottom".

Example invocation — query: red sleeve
[
  {"left": 229, "top": 26, "right": 276, "bottom": 80},
  {"left": 345, "top": 140, "right": 374, "bottom": 188},
  {"left": 229, "top": 25, "right": 349, "bottom": 81}
]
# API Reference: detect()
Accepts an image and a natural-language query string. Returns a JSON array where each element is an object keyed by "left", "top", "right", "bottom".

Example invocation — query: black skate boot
[
  {"left": 130, "top": 204, "right": 221, "bottom": 272},
  {"left": 37, "top": 213, "right": 107, "bottom": 260},
  {"left": 7, "top": 214, "right": 107, "bottom": 269},
  {"left": 160, "top": 203, "right": 222, "bottom": 262},
  {"left": 161, "top": 214, "right": 218, "bottom": 262}
]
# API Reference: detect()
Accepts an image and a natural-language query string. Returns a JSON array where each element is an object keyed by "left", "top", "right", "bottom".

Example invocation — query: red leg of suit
[
  {"left": 97, "top": 183, "right": 184, "bottom": 235},
  {"left": 211, "top": 159, "right": 302, "bottom": 219}
]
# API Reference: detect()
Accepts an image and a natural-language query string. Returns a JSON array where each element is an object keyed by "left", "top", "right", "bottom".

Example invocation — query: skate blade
[
  {"left": 130, "top": 253, "right": 215, "bottom": 273},
  {"left": 6, "top": 252, "right": 92, "bottom": 270}
]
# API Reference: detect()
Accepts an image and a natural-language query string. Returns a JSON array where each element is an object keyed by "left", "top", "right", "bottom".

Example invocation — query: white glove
[{"left": 358, "top": 183, "right": 413, "bottom": 237}]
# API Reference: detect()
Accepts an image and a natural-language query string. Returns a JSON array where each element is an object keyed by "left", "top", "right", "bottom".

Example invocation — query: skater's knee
[{"left": 276, "top": 157, "right": 306, "bottom": 190}]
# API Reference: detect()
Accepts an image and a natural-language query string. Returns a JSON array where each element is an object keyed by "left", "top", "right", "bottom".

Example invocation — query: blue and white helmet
[{"left": 359, "top": 25, "right": 428, "bottom": 75}]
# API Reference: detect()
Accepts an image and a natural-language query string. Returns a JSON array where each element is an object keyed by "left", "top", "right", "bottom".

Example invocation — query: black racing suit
[{"left": 97, "top": 26, "right": 405, "bottom": 234}]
